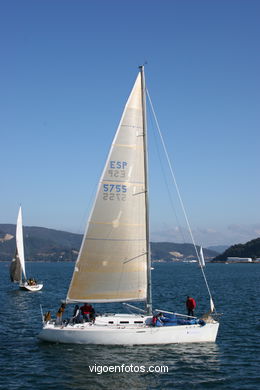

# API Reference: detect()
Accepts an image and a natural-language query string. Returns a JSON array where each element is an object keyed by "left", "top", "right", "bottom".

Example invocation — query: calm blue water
[{"left": 0, "top": 262, "right": 259, "bottom": 390}]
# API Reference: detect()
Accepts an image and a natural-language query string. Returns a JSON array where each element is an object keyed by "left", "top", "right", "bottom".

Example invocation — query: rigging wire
[
  {"left": 146, "top": 102, "right": 187, "bottom": 243},
  {"left": 146, "top": 88, "right": 216, "bottom": 313}
]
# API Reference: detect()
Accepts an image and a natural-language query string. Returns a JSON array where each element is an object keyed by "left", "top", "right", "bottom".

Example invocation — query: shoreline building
[{"left": 226, "top": 257, "right": 252, "bottom": 263}]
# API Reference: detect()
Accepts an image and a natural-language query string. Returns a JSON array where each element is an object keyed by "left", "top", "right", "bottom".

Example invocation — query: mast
[{"left": 139, "top": 65, "right": 152, "bottom": 315}]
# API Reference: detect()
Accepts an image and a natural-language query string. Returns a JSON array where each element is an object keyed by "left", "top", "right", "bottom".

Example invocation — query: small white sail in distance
[
  {"left": 199, "top": 246, "right": 215, "bottom": 312},
  {"left": 210, "top": 297, "right": 215, "bottom": 313},
  {"left": 199, "top": 246, "right": 205, "bottom": 267},
  {"left": 16, "top": 206, "right": 27, "bottom": 281}
]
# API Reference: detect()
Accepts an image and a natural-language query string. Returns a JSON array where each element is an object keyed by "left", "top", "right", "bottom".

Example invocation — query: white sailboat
[
  {"left": 39, "top": 67, "right": 219, "bottom": 344},
  {"left": 10, "top": 206, "right": 43, "bottom": 292}
]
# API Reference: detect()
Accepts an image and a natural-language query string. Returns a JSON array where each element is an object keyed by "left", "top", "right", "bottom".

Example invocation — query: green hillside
[
  {"left": 0, "top": 224, "right": 82, "bottom": 261},
  {"left": 150, "top": 242, "right": 218, "bottom": 261},
  {"left": 0, "top": 224, "right": 218, "bottom": 262},
  {"left": 213, "top": 238, "right": 260, "bottom": 261}
]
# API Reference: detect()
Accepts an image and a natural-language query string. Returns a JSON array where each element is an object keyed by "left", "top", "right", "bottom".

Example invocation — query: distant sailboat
[
  {"left": 39, "top": 66, "right": 219, "bottom": 344},
  {"left": 199, "top": 246, "right": 206, "bottom": 267},
  {"left": 10, "top": 206, "right": 43, "bottom": 292}
]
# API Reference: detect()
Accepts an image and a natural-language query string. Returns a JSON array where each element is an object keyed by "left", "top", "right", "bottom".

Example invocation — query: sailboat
[
  {"left": 39, "top": 67, "right": 219, "bottom": 344},
  {"left": 10, "top": 206, "right": 43, "bottom": 292}
]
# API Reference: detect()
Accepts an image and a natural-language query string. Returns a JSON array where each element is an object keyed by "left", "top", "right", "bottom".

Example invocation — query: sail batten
[
  {"left": 67, "top": 72, "right": 147, "bottom": 304},
  {"left": 85, "top": 238, "right": 146, "bottom": 241}
]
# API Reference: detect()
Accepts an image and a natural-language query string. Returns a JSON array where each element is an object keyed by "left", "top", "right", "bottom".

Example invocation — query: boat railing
[{"left": 155, "top": 309, "right": 197, "bottom": 319}]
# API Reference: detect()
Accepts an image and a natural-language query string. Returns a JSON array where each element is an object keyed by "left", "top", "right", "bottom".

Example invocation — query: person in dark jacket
[
  {"left": 186, "top": 296, "right": 196, "bottom": 316},
  {"left": 71, "top": 305, "right": 81, "bottom": 324},
  {"left": 80, "top": 303, "right": 93, "bottom": 321}
]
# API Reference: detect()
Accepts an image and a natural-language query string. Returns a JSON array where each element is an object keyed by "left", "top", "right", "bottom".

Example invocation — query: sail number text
[
  {"left": 103, "top": 184, "right": 127, "bottom": 201},
  {"left": 108, "top": 160, "right": 127, "bottom": 178}
]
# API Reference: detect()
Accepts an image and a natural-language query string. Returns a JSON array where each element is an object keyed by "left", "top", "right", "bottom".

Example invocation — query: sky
[{"left": 0, "top": 0, "right": 259, "bottom": 247}]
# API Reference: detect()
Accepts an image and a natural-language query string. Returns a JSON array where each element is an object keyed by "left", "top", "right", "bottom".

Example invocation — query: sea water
[{"left": 0, "top": 262, "right": 259, "bottom": 390}]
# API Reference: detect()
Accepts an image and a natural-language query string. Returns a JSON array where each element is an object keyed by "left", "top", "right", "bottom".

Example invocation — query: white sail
[
  {"left": 10, "top": 206, "right": 26, "bottom": 283},
  {"left": 199, "top": 246, "right": 205, "bottom": 267},
  {"left": 67, "top": 72, "right": 147, "bottom": 303},
  {"left": 10, "top": 206, "right": 43, "bottom": 291},
  {"left": 210, "top": 297, "right": 215, "bottom": 313},
  {"left": 16, "top": 206, "right": 26, "bottom": 280},
  {"left": 10, "top": 248, "right": 22, "bottom": 282}
]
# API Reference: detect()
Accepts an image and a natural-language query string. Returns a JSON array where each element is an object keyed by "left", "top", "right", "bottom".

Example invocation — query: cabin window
[
  {"left": 119, "top": 321, "right": 129, "bottom": 324},
  {"left": 134, "top": 321, "right": 144, "bottom": 324},
  {"left": 108, "top": 321, "right": 114, "bottom": 324}
]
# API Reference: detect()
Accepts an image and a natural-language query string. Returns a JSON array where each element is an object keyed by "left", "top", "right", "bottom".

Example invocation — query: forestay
[{"left": 67, "top": 73, "right": 148, "bottom": 303}]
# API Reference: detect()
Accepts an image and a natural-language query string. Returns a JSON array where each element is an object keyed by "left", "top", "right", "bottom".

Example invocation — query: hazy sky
[{"left": 1, "top": 0, "right": 259, "bottom": 247}]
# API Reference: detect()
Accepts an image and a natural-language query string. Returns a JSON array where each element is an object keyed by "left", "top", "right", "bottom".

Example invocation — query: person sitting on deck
[
  {"left": 55, "top": 308, "right": 62, "bottom": 325},
  {"left": 28, "top": 278, "right": 37, "bottom": 286},
  {"left": 89, "top": 306, "right": 96, "bottom": 323},
  {"left": 80, "top": 303, "right": 93, "bottom": 322},
  {"left": 44, "top": 311, "right": 51, "bottom": 323},
  {"left": 151, "top": 312, "right": 164, "bottom": 327},
  {"left": 55, "top": 303, "right": 66, "bottom": 325},
  {"left": 71, "top": 305, "right": 81, "bottom": 324}
]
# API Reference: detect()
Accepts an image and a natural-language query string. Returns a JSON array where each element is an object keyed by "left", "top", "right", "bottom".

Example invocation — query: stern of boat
[{"left": 20, "top": 282, "right": 43, "bottom": 291}]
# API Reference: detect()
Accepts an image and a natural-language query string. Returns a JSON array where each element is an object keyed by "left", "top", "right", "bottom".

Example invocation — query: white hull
[
  {"left": 19, "top": 282, "right": 43, "bottom": 291},
  {"left": 38, "top": 314, "right": 219, "bottom": 345}
]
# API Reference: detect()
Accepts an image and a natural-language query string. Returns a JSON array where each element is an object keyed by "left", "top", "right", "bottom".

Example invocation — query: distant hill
[
  {"left": 150, "top": 242, "right": 218, "bottom": 262},
  {"left": 213, "top": 238, "right": 260, "bottom": 261},
  {"left": 0, "top": 224, "right": 82, "bottom": 261},
  {"left": 206, "top": 245, "right": 229, "bottom": 254},
  {"left": 0, "top": 224, "right": 219, "bottom": 262}
]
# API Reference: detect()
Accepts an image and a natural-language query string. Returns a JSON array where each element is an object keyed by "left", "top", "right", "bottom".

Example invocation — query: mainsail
[
  {"left": 10, "top": 249, "right": 22, "bottom": 282},
  {"left": 67, "top": 72, "right": 148, "bottom": 303},
  {"left": 10, "top": 206, "right": 26, "bottom": 283}
]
